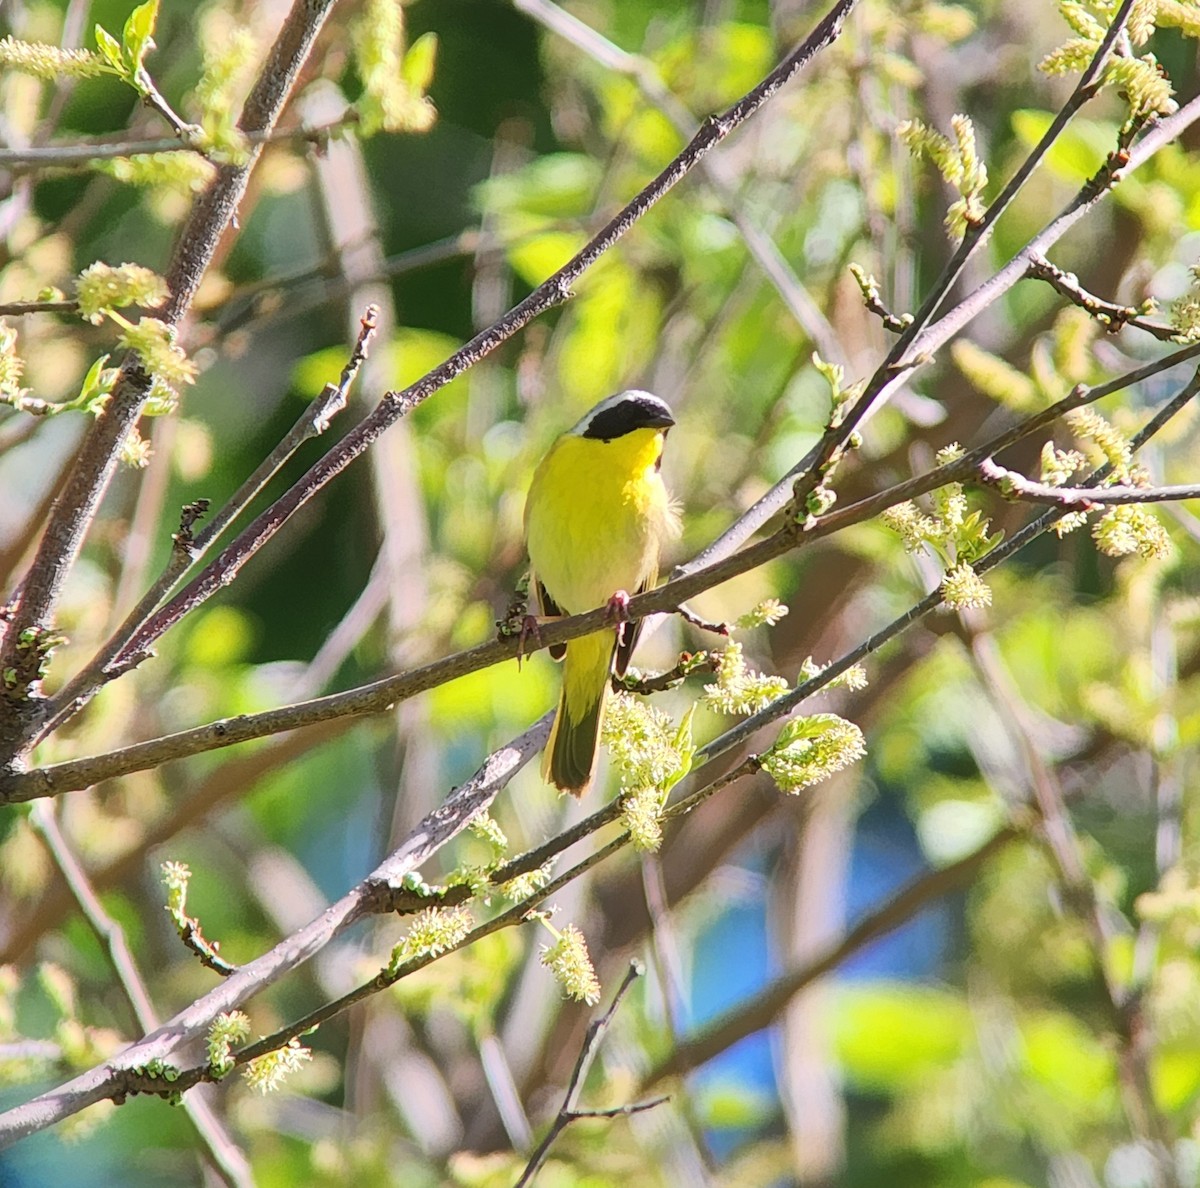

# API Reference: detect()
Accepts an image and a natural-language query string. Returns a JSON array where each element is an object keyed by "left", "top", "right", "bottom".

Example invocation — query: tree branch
[
  {"left": 1026, "top": 252, "right": 1178, "bottom": 340},
  {"left": 978, "top": 457, "right": 1200, "bottom": 507}
]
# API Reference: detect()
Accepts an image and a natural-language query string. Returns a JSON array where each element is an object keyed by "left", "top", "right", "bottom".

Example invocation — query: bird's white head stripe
[{"left": 568, "top": 390, "right": 675, "bottom": 439}]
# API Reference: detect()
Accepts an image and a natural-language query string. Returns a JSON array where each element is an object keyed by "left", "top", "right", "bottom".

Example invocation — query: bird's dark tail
[{"left": 544, "top": 631, "right": 614, "bottom": 797}]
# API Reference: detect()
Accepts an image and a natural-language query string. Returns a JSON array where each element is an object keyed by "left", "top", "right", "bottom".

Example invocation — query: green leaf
[
  {"left": 94, "top": 25, "right": 125, "bottom": 76},
  {"left": 79, "top": 353, "right": 110, "bottom": 396},
  {"left": 665, "top": 704, "right": 697, "bottom": 793},
  {"left": 67, "top": 353, "right": 114, "bottom": 415},
  {"left": 123, "top": 0, "right": 160, "bottom": 71},
  {"left": 401, "top": 32, "right": 438, "bottom": 94},
  {"left": 475, "top": 153, "right": 602, "bottom": 219}
]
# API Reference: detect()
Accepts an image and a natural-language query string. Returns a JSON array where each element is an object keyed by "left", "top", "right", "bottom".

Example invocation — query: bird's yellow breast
[{"left": 525, "top": 426, "right": 677, "bottom": 614}]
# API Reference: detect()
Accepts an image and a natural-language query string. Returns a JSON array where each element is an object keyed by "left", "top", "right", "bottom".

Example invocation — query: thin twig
[
  {"left": 617, "top": 652, "right": 718, "bottom": 696},
  {"left": 135, "top": 72, "right": 202, "bottom": 143},
  {"left": 0, "top": 300, "right": 77, "bottom": 316},
  {"left": 30, "top": 802, "right": 159, "bottom": 1030},
  {"left": 673, "top": 607, "right": 730, "bottom": 637},
  {"left": 1026, "top": 252, "right": 1178, "bottom": 340},
  {"left": 0, "top": 112, "right": 359, "bottom": 171},
  {"left": 515, "top": 961, "right": 664, "bottom": 1188},
  {"left": 171, "top": 908, "right": 238, "bottom": 978},
  {"left": 979, "top": 458, "right": 1200, "bottom": 506}
]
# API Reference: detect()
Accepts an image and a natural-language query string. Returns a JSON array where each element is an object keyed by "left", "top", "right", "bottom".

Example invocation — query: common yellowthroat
[{"left": 524, "top": 391, "right": 679, "bottom": 796}]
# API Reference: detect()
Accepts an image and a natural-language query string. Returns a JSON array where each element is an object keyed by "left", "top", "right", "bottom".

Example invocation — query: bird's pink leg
[
  {"left": 605, "top": 589, "right": 632, "bottom": 645},
  {"left": 515, "top": 614, "right": 545, "bottom": 668}
]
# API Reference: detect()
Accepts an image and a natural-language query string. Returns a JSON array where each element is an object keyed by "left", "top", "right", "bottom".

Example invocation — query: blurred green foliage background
[{"left": 2, "top": 0, "right": 1200, "bottom": 1184}]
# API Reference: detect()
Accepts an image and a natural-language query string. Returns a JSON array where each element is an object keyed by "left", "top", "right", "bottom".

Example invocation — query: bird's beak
[{"left": 646, "top": 410, "right": 675, "bottom": 430}]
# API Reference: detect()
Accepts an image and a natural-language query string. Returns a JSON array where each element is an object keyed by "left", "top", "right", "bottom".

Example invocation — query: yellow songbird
[{"left": 524, "top": 390, "right": 680, "bottom": 796}]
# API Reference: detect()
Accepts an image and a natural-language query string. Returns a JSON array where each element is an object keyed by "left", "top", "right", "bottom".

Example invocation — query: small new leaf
[
  {"left": 94, "top": 26, "right": 125, "bottom": 76},
  {"left": 123, "top": 0, "right": 160, "bottom": 74},
  {"left": 401, "top": 31, "right": 439, "bottom": 92}
]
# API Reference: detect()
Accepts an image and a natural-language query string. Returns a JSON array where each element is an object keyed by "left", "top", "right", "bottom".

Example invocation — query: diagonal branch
[{"left": 1025, "top": 252, "right": 1178, "bottom": 341}]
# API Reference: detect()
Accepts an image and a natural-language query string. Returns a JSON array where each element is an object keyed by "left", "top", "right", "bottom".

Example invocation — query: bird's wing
[{"left": 534, "top": 577, "right": 567, "bottom": 661}]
